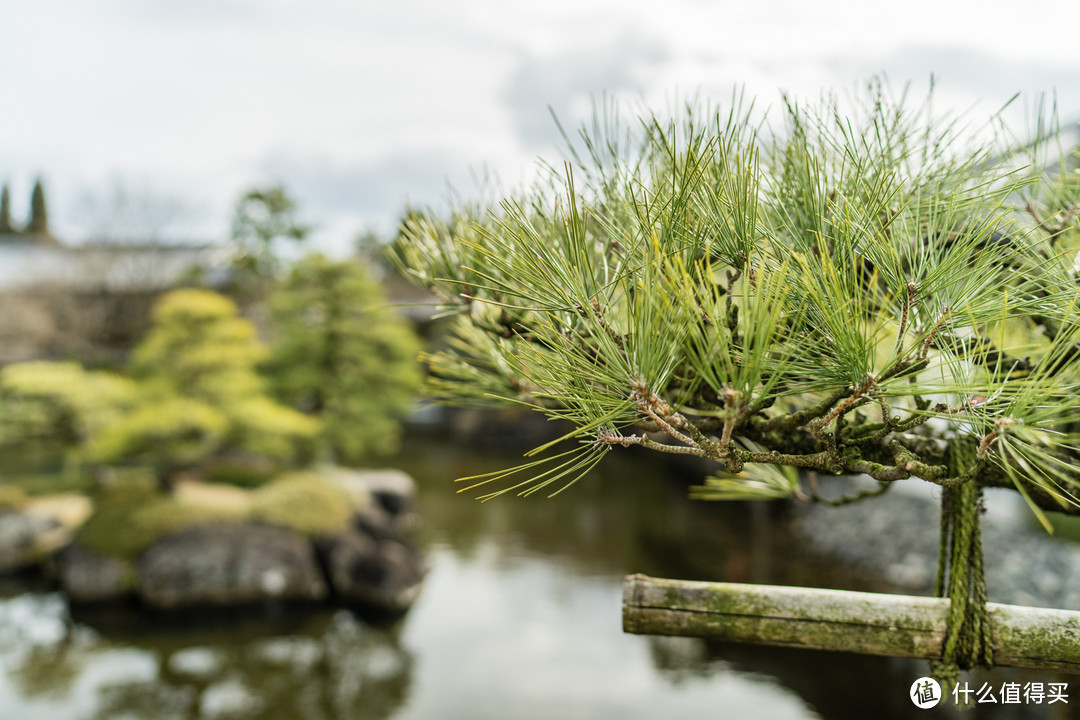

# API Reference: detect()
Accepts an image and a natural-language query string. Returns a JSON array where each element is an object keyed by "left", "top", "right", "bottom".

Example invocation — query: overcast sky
[{"left": 3, "top": 0, "right": 1080, "bottom": 253}]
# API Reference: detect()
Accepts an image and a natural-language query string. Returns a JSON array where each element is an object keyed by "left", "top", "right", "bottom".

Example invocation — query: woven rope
[{"left": 929, "top": 437, "right": 992, "bottom": 708}]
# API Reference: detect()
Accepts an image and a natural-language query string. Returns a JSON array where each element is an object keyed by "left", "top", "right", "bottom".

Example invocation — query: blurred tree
[
  {"left": 0, "top": 184, "right": 13, "bottom": 233},
  {"left": 268, "top": 254, "right": 421, "bottom": 464},
  {"left": 0, "top": 362, "right": 137, "bottom": 478},
  {"left": 91, "top": 289, "right": 318, "bottom": 486},
  {"left": 229, "top": 185, "right": 310, "bottom": 300},
  {"left": 25, "top": 179, "right": 49, "bottom": 235}
]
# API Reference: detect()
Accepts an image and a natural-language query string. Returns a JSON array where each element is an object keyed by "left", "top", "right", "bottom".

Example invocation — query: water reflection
[
  {"left": 0, "top": 591, "right": 413, "bottom": 720},
  {"left": 3, "top": 432, "right": 1072, "bottom": 718}
]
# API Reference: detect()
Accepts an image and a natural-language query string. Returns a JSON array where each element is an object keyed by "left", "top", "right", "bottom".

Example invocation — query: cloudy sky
[{"left": 3, "top": 0, "right": 1080, "bottom": 253}]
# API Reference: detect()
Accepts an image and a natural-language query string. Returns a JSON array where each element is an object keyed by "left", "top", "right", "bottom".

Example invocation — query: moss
[
  {"left": 0, "top": 483, "right": 29, "bottom": 510},
  {"left": 249, "top": 472, "right": 352, "bottom": 536},
  {"left": 204, "top": 456, "right": 279, "bottom": 488},
  {"left": 75, "top": 470, "right": 353, "bottom": 559},
  {"left": 77, "top": 479, "right": 245, "bottom": 560}
]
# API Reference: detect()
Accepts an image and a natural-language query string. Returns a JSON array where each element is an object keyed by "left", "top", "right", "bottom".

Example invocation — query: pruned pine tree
[
  {"left": 393, "top": 83, "right": 1080, "bottom": 688},
  {"left": 91, "top": 289, "right": 319, "bottom": 486}
]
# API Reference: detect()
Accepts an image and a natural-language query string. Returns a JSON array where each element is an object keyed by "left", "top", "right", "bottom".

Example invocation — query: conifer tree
[
  {"left": 91, "top": 289, "right": 319, "bottom": 485},
  {"left": 0, "top": 185, "right": 13, "bottom": 234},
  {"left": 267, "top": 254, "right": 421, "bottom": 464},
  {"left": 25, "top": 179, "right": 49, "bottom": 235},
  {"left": 394, "top": 83, "right": 1080, "bottom": 687}
]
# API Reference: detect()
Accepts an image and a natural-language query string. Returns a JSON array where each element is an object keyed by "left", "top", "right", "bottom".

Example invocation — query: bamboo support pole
[{"left": 623, "top": 574, "right": 1080, "bottom": 673}]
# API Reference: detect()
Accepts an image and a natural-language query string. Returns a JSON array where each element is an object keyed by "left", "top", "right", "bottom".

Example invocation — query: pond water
[{"left": 0, "top": 432, "right": 1073, "bottom": 719}]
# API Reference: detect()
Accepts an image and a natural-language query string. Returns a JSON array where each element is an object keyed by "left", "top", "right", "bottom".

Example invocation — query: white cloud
[{"left": 3, "top": 0, "right": 1079, "bottom": 246}]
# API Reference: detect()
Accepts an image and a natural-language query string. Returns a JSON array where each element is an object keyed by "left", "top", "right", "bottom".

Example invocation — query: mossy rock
[
  {"left": 77, "top": 480, "right": 246, "bottom": 560},
  {"left": 249, "top": 472, "right": 352, "bottom": 536}
]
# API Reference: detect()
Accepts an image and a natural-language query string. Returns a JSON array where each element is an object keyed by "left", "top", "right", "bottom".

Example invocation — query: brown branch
[
  {"left": 809, "top": 374, "right": 878, "bottom": 437},
  {"left": 893, "top": 282, "right": 918, "bottom": 357},
  {"left": 595, "top": 431, "right": 707, "bottom": 457}
]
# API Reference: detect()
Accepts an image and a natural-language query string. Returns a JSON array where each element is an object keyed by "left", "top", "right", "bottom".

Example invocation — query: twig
[
  {"left": 893, "top": 282, "right": 918, "bottom": 357},
  {"left": 978, "top": 418, "right": 1015, "bottom": 461},
  {"left": 631, "top": 383, "right": 699, "bottom": 449},
  {"left": 595, "top": 430, "right": 707, "bottom": 457},
  {"left": 717, "top": 387, "right": 740, "bottom": 457},
  {"left": 810, "top": 374, "right": 878, "bottom": 438}
]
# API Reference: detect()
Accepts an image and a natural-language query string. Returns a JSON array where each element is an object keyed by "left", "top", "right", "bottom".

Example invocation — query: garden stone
[
  {"left": 318, "top": 523, "right": 425, "bottom": 615},
  {"left": 0, "top": 510, "right": 67, "bottom": 572},
  {"left": 58, "top": 544, "right": 134, "bottom": 602},
  {"left": 137, "top": 524, "right": 327, "bottom": 609}
]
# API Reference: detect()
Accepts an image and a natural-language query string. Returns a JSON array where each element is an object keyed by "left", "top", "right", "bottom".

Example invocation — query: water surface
[{"left": 0, "top": 433, "right": 1069, "bottom": 718}]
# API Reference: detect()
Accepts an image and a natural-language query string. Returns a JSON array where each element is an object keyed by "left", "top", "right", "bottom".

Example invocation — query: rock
[
  {"left": 328, "top": 468, "right": 417, "bottom": 535},
  {"left": 357, "top": 469, "right": 416, "bottom": 517},
  {"left": 330, "top": 468, "right": 415, "bottom": 511},
  {"left": 0, "top": 509, "right": 68, "bottom": 572},
  {"left": 319, "top": 526, "right": 425, "bottom": 615},
  {"left": 137, "top": 524, "right": 328, "bottom": 609},
  {"left": 58, "top": 544, "right": 134, "bottom": 602},
  {"left": 317, "top": 468, "right": 425, "bottom": 614},
  {"left": 23, "top": 493, "right": 93, "bottom": 530}
]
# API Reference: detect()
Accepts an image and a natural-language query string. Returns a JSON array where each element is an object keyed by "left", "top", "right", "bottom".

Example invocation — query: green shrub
[
  {"left": 0, "top": 484, "right": 28, "bottom": 510},
  {"left": 90, "top": 397, "right": 230, "bottom": 468},
  {"left": 77, "top": 479, "right": 245, "bottom": 560},
  {"left": 223, "top": 396, "right": 319, "bottom": 464},
  {"left": 249, "top": 472, "right": 352, "bottom": 536},
  {"left": 203, "top": 456, "right": 279, "bottom": 488},
  {"left": 0, "top": 362, "right": 136, "bottom": 445},
  {"left": 93, "top": 289, "right": 319, "bottom": 482}
]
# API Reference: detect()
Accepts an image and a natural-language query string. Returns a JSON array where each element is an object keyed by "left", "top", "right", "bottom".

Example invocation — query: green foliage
[
  {"left": 76, "top": 479, "right": 245, "bottom": 560},
  {"left": 249, "top": 472, "right": 353, "bottom": 536},
  {"left": 393, "top": 83, "right": 1080, "bottom": 522},
  {"left": 203, "top": 456, "right": 279, "bottom": 488},
  {"left": 268, "top": 254, "right": 421, "bottom": 464},
  {"left": 0, "top": 484, "right": 29, "bottom": 510},
  {"left": 77, "top": 470, "right": 354, "bottom": 558},
  {"left": 90, "top": 397, "right": 230, "bottom": 468},
  {"left": 0, "top": 362, "right": 136, "bottom": 446},
  {"left": 0, "top": 185, "right": 12, "bottom": 234},
  {"left": 26, "top": 179, "right": 48, "bottom": 234},
  {"left": 131, "top": 289, "right": 266, "bottom": 400},
  {"left": 93, "top": 289, "right": 318, "bottom": 477}
]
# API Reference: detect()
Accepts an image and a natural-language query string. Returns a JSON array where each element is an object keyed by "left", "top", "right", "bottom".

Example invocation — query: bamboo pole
[{"left": 623, "top": 574, "right": 1080, "bottom": 672}]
